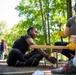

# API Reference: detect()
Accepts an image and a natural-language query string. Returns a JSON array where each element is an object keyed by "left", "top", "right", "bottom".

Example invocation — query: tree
[
  {"left": 3, "top": 0, "right": 73, "bottom": 52},
  {"left": 15, "top": 0, "right": 67, "bottom": 45},
  {"left": 0, "top": 20, "right": 7, "bottom": 39},
  {"left": 66, "top": 0, "right": 72, "bottom": 19}
]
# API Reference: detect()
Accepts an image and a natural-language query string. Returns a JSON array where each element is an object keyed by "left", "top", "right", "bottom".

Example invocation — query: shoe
[
  {"left": 31, "top": 58, "right": 39, "bottom": 67},
  {"left": 51, "top": 59, "right": 76, "bottom": 74},
  {"left": 15, "top": 60, "right": 26, "bottom": 67}
]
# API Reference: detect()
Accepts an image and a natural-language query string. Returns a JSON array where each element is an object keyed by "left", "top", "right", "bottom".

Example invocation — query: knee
[
  {"left": 54, "top": 42, "right": 62, "bottom": 45},
  {"left": 36, "top": 54, "right": 43, "bottom": 60}
]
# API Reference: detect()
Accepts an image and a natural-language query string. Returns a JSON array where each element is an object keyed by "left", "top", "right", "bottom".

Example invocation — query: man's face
[{"left": 30, "top": 28, "right": 38, "bottom": 38}]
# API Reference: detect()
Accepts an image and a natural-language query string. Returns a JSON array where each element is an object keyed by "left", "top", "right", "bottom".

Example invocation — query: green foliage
[
  {"left": 1, "top": 0, "right": 72, "bottom": 52},
  {"left": 0, "top": 21, "right": 7, "bottom": 37},
  {"left": 15, "top": 0, "right": 67, "bottom": 44}
]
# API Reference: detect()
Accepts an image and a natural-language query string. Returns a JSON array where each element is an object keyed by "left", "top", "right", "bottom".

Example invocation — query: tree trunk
[
  {"left": 39, "top": 0, "right": 47, "bottom": 45},
  {"left": 66, "top": 0, "right": 72, "bottom": 19},
  {"left": 66, "top": 0, "right": 72, "bottom": 41}
]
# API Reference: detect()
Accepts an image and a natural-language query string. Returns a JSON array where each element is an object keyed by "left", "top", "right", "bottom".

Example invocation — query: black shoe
[
  {"left": 31, "top": 58, "right": 39, "bottom": 67},
  {"left": 51, "top": 59, "right": 76, "bottom": 74},
  {"left": 15, "top": 60, "right": 26, "bottom": 67}
]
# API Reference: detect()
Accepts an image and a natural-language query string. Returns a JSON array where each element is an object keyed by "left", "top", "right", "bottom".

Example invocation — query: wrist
[{"left": 45, "top": 54, "right": 49, "bottom": 59}]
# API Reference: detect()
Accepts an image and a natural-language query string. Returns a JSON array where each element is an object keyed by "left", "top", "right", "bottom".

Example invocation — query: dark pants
[
  {"left": 7, "top": 49, "right": 43, "bottom": 66},
  {"left": 54, "top": 42, "right": 75, "bottom": 60}
]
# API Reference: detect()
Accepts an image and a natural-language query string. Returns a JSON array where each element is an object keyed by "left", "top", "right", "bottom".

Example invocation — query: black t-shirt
[{"left": 12, "top": 34, "right": 31, "bottom": 54}]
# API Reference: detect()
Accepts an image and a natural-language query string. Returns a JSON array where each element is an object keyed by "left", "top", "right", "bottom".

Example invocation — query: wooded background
[{"left": 0, "top": 0, "right": 75, "bottom": 53}]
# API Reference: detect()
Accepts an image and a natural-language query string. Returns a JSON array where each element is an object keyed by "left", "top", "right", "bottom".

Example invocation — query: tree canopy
[{"left": 1, "top": 0, "right": 74, "bottom": 52}]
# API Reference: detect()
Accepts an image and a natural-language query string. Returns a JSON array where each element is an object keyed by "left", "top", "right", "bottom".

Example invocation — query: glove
[
  {"left": 66, "top": 42, "right": 75, "bottom": 51},
  {"left": 47, "top": 56, "right": 57, "bottom": 64},
  {"left": 58, "top": 30, "right": 64, "bottom": 37}
]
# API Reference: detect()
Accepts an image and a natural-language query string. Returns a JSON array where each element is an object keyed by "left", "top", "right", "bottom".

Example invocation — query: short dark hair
[{"left": 27, "top": 26, "right": 35, "bottom": 33}]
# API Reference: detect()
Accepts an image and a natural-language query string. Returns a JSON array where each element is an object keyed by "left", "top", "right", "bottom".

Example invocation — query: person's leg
[
  {"left": 1, "top": 51, "right": 4, "bottom": 60},
  {"left": 62, "top": 49, "right": 75, "bottom": 60},
  {"left": 28, "top": 54, "right": 43, "bottom": 66},
  {"left": 54, "top": 42, "right": 75, "bottom": 60},
  {"left": 0, "top": 51, "right": 2, "bottom": 59},
  {"left": 3, "top": 52, "right": 4, "bottom": 59},
  {"left": 7, "top": 49, "right": 27, "bottom": 66},
  {"left": 0, "top": 51, "right": 3, "bottom": 60},
  {"left": 28, "top": 50, "right": 40, "bottom": 57},
  {"left": 25, "top": 50, "right": 43, "bottom": 66},
  {"left": 51, "top": 56, "right": 76, "bottom": 74}
]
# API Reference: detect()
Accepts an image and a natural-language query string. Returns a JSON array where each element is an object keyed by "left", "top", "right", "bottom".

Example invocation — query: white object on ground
[{"left": 32, "top": 70, "right": 45, "bottom": 75}]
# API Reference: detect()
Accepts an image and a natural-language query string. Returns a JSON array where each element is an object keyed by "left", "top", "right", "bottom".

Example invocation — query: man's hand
[
  {"left": 47, "top": 56, "right": 57, "bottom": 64},
  {"left": 58, "top": 30, "right": 64, "bottom": 37},
  {"left": 24, "top": 54, "right": 30, "bottom": 59}
]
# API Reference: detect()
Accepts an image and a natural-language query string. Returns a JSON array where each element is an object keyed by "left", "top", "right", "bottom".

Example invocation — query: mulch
[
  {"left": 0, "top": 60, "right": 66, "bottom": 75},
  {"left": 0, "top": 61, "right": 55, "bottom": 75},
  {"left": 0, "top": 63, "right": 53, "bottom": 72}
]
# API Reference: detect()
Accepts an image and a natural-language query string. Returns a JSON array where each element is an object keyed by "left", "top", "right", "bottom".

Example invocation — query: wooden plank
[{"left": 30, "top": 45, "right": 68, "bottom": 49}]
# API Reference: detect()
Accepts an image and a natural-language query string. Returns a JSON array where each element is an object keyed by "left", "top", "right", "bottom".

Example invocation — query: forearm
[{"left": 34, "top": 48, "right": 57, "bottom": 64}]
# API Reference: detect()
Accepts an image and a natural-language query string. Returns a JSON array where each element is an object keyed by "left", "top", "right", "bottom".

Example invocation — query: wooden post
[{"left": 56, "top": 51, "right": 58, "bottom": 67}]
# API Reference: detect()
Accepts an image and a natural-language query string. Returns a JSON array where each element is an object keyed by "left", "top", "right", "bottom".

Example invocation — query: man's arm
[
  {"left": 63, "top": 27, "right": 70, "bottom": 38},
  {"left": 26, "top": 38, "right": 49, "bottom": 58},
  {"left": 26, "top": 38, "right": 57, "bottom": 64}
]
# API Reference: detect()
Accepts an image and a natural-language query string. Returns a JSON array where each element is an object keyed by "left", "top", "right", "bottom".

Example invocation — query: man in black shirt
[{"left": 7, "top": 27, "right": 57, "bottom": 67}]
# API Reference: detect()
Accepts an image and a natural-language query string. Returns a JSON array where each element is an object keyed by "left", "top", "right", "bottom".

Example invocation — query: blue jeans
[
  {"left": 7, "top": 49, "right": 43, "bottom": 66},
  {"left": 0, "top": 51, "right": 4, "bottom": 59}
]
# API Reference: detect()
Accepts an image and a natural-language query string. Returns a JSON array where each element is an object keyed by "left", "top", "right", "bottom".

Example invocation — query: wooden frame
[
  {"left": 30, "top": 45, "right": 69, "bottom": 67},
  {"left": 30, "top": 45, "right": 68, "bottom": 49}
]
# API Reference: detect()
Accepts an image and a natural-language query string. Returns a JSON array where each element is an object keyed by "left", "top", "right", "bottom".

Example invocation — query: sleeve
[
  {"left": 66, "top": 18, "right": 72, "bottom": 28},
  {"left": 24, "top": 34, "right": 31, "bottom": 39}
]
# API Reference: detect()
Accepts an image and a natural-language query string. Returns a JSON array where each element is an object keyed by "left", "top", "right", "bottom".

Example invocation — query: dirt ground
[
  {"left": 0, "top": 60, "right": 67, "bottom": 75},
  {"left": 0, "top": 60, "right": 55, "bottom": 75}
]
